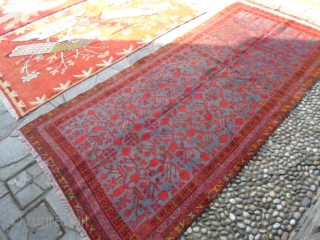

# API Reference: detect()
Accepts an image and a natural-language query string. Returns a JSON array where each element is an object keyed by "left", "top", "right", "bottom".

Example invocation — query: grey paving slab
[
  {"left": 176, "top": 0, "right": 224, "bottom": 9},
  {"left": 0, "top": 137, "right": 29, "bottom": 168},
  {"left": 0, "top": 101, "right": 6, "bottom": 114},
  {"left": 0, "top": 194, "right": 23, "bottom": 231},
  {"left": 34, "top": 174, "right": 52, "bottom": 191},
  {"left": 152, "top": 14, "right": 205, "bottom": 47},
  {"left": 0, "top": 181, "right": 8, "bottom": 198},
  {"left": 26, "top": 203, "right": 54, "bottom": 228},
  {"left": 96, "top": 68, "right": 120, "bottom": 84},
  {"left": 153, "top": 31, "right": 178, "bottom": 48},
  {"left": 0, "top": 229, "right": 8, "bottom": 240},
  {"left": 50, "top": 94, "right": 66, "bottom": 108},
  {"left": 127, "top": 44, "right": 156, "bottom": 65},
  {"left": 59, "top": 230, "right": 82, "bottom": 240},
  {"left": 0, "top": 155, "right": 35, "bottom": 181},
  {"left": 152, "top": 40, "right": 168, "bottom": 48},
  {"left": 26, "top": 164, "right": 43, "bottom": 179},
  {"left": 15, "top": 184, "right": 46, "bottom": 209},
  {"left": 63, "top": 75, "right": 97, "bottom": 102},
  {"left": 152, "top": 46, "right": 161, "bottom": 53},
  {"left": 246, "top": 0, "right": 320, "bottom": 27},
  {"left": 0, "top": 112, "right": 23, "bottom": 140},
  {"left": 28, "top": 221, "right": 63, "bottom": 240},
  {"left": 7, "top": 219, "right": 29, "bottom": 240},
  {"left": 18, "top": 103, "right": 55, "bottom": 128},
  {"left": 8, "top": 130, "right": 19, "bottom": 138},
  {"left": 45, "top": 190, "right": 74, "bottom": 230},
  {"left": 109, "top": 57, "right": 131, "bottom": 71},
  {"left": 247, "top": 0, "right": 281, "bottom": 10},
  {"left": 7, "top": 171, "right": 33, "bottom": 195}
]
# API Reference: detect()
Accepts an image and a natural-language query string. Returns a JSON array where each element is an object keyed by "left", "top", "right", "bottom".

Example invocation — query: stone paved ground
[
  {"left": 0, "top": 1, "right": 320, "bottom": 240},
  {"left": 246, "top": 0, "right": 320, "bottom": 27}
]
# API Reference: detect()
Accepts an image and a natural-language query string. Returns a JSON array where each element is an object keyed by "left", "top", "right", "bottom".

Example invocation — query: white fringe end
[{"left": 17, "top": 130, "right": 90, "bottom": 240}]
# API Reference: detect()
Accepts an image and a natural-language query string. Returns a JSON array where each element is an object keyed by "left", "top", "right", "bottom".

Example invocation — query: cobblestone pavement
[{"left": 0, "top": 1, "right": 320, "bottom": 240}]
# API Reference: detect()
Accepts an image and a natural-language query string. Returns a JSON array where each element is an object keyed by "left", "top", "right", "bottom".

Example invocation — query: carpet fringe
[
  {"left": 0, "top": 90, "right": 19, "bottom": 119},
  {"left": 17, "top": 130, "right": 90, "bottom": 240}
]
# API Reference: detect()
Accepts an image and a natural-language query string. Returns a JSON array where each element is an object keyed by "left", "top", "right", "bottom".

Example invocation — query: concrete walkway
[{"left": 0, "top": 1, "right": 319, "bottom": 239}]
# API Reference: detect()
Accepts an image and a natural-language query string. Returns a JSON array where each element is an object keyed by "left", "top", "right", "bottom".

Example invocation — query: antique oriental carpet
[
  {"left": 20, "top": 2, "right": 320, "bottom": 240},
  {"left": 0, "top": 0, "right": 201, "bottom": 118},
  {"left": 0, "top": 0, "right": 84, "bottom": 35}
]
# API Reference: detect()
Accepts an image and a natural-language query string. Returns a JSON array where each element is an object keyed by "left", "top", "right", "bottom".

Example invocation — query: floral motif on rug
[{"left": 21, "top": 2, "right": 320, "bottom": 239}]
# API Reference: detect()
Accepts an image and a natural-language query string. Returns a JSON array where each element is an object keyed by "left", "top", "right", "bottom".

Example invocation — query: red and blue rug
[{"left": 20, "top": 3, "right": 320, "bottom": 239}]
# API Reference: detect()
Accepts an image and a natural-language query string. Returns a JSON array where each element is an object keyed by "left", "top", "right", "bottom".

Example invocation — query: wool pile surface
[
  {"left": 0, "top": 0, "right": 201, "bottom": 118},
  {"left": 20, "top": 2, "right": 320, "bottom": 239}
]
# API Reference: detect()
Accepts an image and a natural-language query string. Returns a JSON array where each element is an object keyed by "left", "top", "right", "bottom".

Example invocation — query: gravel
[{"left": 179, "top": 80, "right": 320, "bottom": 240}]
